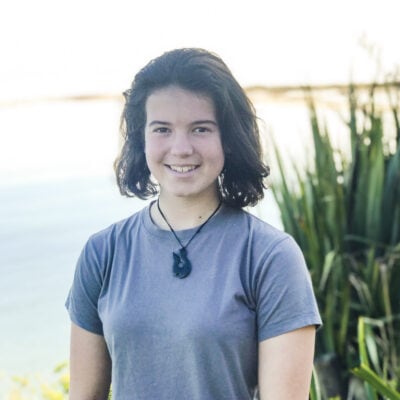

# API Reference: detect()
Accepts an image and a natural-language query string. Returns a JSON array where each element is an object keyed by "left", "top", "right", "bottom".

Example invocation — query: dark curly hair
[{"left": 114, "top": 48, "right": 269, "bottom": 208}]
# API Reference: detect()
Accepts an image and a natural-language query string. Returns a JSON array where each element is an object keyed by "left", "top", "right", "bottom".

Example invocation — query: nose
[{"left": 170, "top": 132, "right": 194, "bottom": 156}]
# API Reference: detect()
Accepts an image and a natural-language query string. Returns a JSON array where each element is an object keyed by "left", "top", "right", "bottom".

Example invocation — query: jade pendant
[{"left": 173, "top": 248, "right": 191, "bottom": 279}]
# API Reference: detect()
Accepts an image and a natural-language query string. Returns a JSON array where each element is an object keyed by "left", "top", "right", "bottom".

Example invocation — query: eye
[
  {"left": 153, "top": 127, "right": 171, "bottom": 134},
  {"left": 193, "top": 126, "right": 211, "bottom": 134}
]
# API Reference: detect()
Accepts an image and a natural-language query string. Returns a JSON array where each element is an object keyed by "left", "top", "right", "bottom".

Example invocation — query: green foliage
[
  {"left": 310, "top": 368, "right": 322, "bottom": 400},
  {"left": 4, "top": 362, "right": 113, "bottom": 400},
  {"left": 311, "top": 317, "right": 400, "bottom": 400},
  {"left": 4, "top": 362, "right": 69, "bottom": 400},
  {"left": 271, "top": 83, "right": 400, "bottom": 398},
  {"left": 351, "top": 317, "right": 400, "bottom": 400}
]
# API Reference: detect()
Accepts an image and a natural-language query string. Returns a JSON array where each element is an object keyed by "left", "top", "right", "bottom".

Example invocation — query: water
[
  {"left": 0, "top": 174, "right": 281, "bottom": 390},
  {"left": 0, "top": 176, "right": 145, "bottom": 376}
]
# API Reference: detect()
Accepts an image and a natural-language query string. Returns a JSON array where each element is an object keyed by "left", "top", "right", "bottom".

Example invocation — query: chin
[
  {"left": 160, "top": 181, "right": 219, "bottom": 201},
  {"left": 170, "top": 191, "right": 198, "bottom": 199}
]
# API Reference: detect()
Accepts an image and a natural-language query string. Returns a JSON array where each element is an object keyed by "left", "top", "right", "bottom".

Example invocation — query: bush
[{"left": 271, "top": 83, "right": 400, "bottom": 399}]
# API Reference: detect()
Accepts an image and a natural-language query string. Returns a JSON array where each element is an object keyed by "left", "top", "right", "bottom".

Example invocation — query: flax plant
[
  {"left": 271, "top": 83, "right": 400, "bottom": 398},
  {"left": 352, "top": 317, "right": 400, "bottom": 400}
]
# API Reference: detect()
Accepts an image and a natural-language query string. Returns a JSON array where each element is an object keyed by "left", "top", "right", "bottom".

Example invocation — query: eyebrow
[
  {"left": 148, "top": 120, "right": 171, "bottom": 126},
  {"left": 192, "top": 120, "right": 218, "bottom": 126},
  {"left": 148, "top": 120, "right": 218, "bottom": 126}
]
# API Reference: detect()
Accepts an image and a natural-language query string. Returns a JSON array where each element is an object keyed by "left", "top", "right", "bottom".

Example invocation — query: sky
[
  {"left": 1, "top": 0, "right": 399, "bottom": 183},
  {"left": 2, "top": 0, "right": 399, "bottom": 98}
]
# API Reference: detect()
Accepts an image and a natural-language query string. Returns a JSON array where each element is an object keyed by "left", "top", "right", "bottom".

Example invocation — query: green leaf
[
  {"left": 319, "top": 251, "right": 336, "bottom": 291},
  {"left": 352, "top": 364, "right": 400, "bottom": 400},
  {"left": 310, "top": 367, "right": 322, "bottom": 400}
]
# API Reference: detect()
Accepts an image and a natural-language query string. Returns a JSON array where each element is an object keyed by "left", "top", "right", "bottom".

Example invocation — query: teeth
[{"left": 169, "top": 165, "right": 197, "bottom": 173}]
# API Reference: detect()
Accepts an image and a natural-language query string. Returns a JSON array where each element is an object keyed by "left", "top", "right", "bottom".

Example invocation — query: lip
[{"left": 165, "top": 164, "right": 200, "bottom": 175}]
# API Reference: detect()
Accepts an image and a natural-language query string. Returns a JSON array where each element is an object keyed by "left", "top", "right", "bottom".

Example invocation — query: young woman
[{"left": 66, "top": 48, "right": 322, "bottom": 399}]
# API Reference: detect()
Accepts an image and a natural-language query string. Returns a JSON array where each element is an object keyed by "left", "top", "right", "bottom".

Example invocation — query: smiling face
[{"left": 144, "top": 86, "right": 225, "bottom": 205}]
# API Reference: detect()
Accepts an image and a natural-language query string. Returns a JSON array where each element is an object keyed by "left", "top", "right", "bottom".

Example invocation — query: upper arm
[
  {"left": 258, "top": 325, "right": 316, "bottom": 400},
  {"left": 69, "top": 322, "right": 112, "bottom": 400}
]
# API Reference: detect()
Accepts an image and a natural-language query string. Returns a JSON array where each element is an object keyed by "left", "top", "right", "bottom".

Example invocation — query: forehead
[{"left": 145, "top": 86, "right": 216, "bottom": 120}]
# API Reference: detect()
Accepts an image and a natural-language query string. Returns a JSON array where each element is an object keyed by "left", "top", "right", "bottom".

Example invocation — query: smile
[{"left": 167, "top": 165, "right": 199, "bottom": 173}]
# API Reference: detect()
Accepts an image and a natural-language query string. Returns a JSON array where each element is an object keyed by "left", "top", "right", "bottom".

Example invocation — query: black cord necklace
[{"left": 156, "top": 199, "right": 222, "bottom": 279}]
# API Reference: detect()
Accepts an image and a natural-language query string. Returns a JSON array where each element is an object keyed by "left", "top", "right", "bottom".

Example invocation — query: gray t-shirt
[{"left": 66, "top": 204, "right": 321, "bottom": 399}]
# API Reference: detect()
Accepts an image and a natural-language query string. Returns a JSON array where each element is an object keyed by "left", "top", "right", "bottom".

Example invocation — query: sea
[{"left": 0, "top": 174, "right": 282, "bottom": 392}]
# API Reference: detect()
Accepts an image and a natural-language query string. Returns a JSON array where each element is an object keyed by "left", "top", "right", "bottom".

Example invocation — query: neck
[{"left": 152, "top": 193, "right": 221, "bottom": 231}]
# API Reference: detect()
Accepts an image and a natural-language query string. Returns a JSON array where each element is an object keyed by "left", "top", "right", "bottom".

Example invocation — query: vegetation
[
  {"left": 3, "top": 363, "right": 113, "bottom": 400},
  {"left": 3, "top": 362, "right": 69, "bottom": 400},
  {"left": 271, "top": 82, "right": 400, "bottom": 399}
]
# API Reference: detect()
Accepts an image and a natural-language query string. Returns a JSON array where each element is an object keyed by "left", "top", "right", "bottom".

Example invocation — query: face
[{"left": 144, "top": 86, "right": 224, "bottom": 203}]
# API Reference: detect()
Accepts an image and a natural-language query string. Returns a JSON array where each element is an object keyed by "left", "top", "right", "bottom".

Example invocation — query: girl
[{"left": 66, "top": 48, "right": 321, "bottom": 399}]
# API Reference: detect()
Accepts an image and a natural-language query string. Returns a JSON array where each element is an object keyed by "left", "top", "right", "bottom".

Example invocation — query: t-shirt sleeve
[
  {"left": 65, "top": 236, "right": 105, "bottom": 335},
  {"left": 255, "top": 235, "right": 322, "bottom": 341}
]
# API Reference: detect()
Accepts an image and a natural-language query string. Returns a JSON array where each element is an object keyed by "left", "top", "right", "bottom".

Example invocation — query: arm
[
  {"left": 69, "top": 322, "right": 112, "bottom": 400},
  {"left": 258, "top": 325, "right": 316, "bottom": 400}
]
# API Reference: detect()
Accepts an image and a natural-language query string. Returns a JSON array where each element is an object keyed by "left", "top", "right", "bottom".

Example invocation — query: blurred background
[{"left": 1, "top": 0, "right": 399, "bottom": 397}]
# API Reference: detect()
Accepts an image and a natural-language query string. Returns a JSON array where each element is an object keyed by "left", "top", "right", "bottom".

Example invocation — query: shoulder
[
  {"left": 224, "top": 207, "right": 308, "bottom": 281},
  {"left": 245, "top": 210, "right": 305, "bottom": 274},
  {"left": 80, "top": 206, "right": 147, "bottom": 266},
  {"left": 73, "top": 206, "right": 148, "bottom": 284},
  {"left": 216, "top": 206, "right": 304, "bottom": 276},
  {"left": 222, "top": 206, "right": 293, "bottom": 251},
  {"left": 88, "top": 206, "right": 146, "bottom": 247}
]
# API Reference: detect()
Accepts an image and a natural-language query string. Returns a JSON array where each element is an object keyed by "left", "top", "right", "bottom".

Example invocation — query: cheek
[
  {"left": 218, "top": 153, "right": 225, "bottom": 173},
  {"left": 144, "top": 137, "right": 158, "bottom": 159},
  {"left": 212, "top": 140, "right": 225, "bottom": 170},
  {"left": 144, "top": 139, "right": 154, "bottom": 167},
  {"left": 144, "top": 139, "right": 166, "bottom": 175}
]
